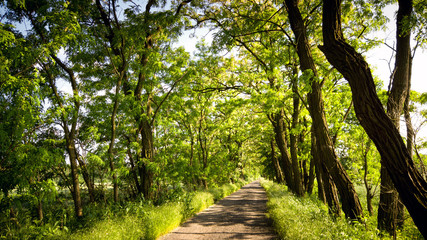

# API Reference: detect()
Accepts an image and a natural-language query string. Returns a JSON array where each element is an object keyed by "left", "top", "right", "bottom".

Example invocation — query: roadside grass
[
  {"left": 143, "top": 202, "right": 185, "bottom": 240},
  {"left": 185, "top": 191, "right": 215, "bottom": 217},
  {"left": 208, "top": 183, "right": 241, "bottom": 201},
  {"left": 260, "top": 179, "right": 423, "bottom": 240},
  {"left": 55, "top": 181, "right": 244, "bottom": 240},
  {"left": 67, "top": 214, "right": 144, "bottom": 240}
]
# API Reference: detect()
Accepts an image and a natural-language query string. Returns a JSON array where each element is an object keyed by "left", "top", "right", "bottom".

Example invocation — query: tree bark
[
  {"left": 76, "top": 157, "right": 95, "bottom": 203},
  {"left": 107, "top": 70, "right": 125, "bottom": 202},
  {"left": 271, "top": 138, "right": 285, "bottom": 183},
  {"left": 378, "top": 0, "right": 412, "bottom": 234},
  {"left": 197, "top": 109, "right": 209, "bottom": 188},
  {"left": 66, "top": 139, "right": 83, "bottom": 218},
  {"left": 320, "top": 0, "right": 427, "bottom": 236},
  {"left": 311, "top": 130, "right": 341, "bottom": 217},
  {"left": 290, "top": 76, "right": 304, "bottom": 196},
  {"left": 363, "top": 140, "right": 374, "bottom": 216},
  {"left": 306, "top": 155, "right": 315, "bottom": 195},
  {"left": 139, "top": 118, "right": 155, "bottom": 200},
  {"left": 284, "top": 0, "right": 363, "bottom": 220},
  {"left": 270, "top": 110, "right": 294, "bottom": 189},
  {"left": 127, "top": 143, "right": 142, "bottom": 194},
  {"left": 37, "top": 199, "right": 43, "bottom": 222}
]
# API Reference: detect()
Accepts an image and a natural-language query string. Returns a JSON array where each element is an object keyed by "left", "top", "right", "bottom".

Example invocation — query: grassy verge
[
  {"left": 59, "top": 182, "right": 244, "bottom": 240},
  {"left": 260, "top": 179, "right": 422, "bottom": 240}
]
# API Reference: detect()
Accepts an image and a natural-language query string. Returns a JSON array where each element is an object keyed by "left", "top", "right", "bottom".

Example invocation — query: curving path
[{"left": 160, "top": 180, "right": 278, "bottom": 240}]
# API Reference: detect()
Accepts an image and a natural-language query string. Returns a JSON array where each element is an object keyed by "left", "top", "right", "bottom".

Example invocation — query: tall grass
[
  {"left": 67, "top": 215, "right": 144, "bottom": 240},
  {"left": 143, "top": 202, "right": 184, "bottom": 240},
  {"left": 261, "top": 179, "right": 423, "bottom": 240}
]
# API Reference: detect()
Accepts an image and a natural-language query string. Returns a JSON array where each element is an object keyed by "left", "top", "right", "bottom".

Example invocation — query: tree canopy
[{"left": 0, "top": 0, "right": 426, "bottom": 238}]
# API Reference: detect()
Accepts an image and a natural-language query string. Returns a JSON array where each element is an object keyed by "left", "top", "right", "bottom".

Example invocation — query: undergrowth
[{"left": 260, "top": 179, "right": 423, "bottom": 240}]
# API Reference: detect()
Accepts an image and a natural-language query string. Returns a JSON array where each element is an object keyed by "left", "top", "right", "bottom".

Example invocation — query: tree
[
  {"left": 284, "top": 0, "right": 363, "bottom": 220},
  {"left": 321, "top": 0, "right": 427, "bottom": 236},
  {"left": 378, "top": 1, "right": 413, "bottom": 235}
]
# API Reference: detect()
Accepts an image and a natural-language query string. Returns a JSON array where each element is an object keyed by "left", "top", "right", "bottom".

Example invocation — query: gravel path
[{"left": 159, "top": 180, "right": 278, "bottom": 240}]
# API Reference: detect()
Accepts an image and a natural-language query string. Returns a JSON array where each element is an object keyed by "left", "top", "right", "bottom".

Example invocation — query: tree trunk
[
  {"left": 190, "top": 129, "right": 194, "bottom": 167},
  {"left": 37, "top": 199, "right": 43, "bottom": 222},
  {"left": 311, "top": 130, "right": 341, "bottom": 217},
  {"left": 378, "top": 166, "right": 402, "bottom": 236},
  {"left": 76, "top": 157, "right": 95, "bottom": 203},
  {"left": 198, "top": 110, "right": 209, "bottom": 188},
  {"left": 140, "top": 118, "right": 155, "bottom": 200},
  {"left": 321, "top": 0, "right": 427, "bottom": 236},
  {"left": 127, "top": 145, "right": 142, "bottom": 194},
  {"left": 284, "top": 0, "right": 363, "bottom": 220},
  {"left": 378, "top": 1, "right": 412, "bottom": 234},
  {"left": 363, "top": 140, "right": 374, "bottom": 216},
  {"left": 271, "top": 110, "right": 294, "bottom": 189},
  {"left": 306, "top": 156, "right": 315, "bottom": 195},
  {"left": 66, "top": 139, "right": 83, "bottom": 218},
  {"left": 107, "top": 72, "right": 124, "bottom": 203},
  {"left": 95, "top": 0, "right": 128, "bottom": 203},
  {"left": 404, "top": 78, "right": 414, "bottom": 159},
  {"left": 304, "top": 119, "right": 315, "bottom": 194},
  {"left": 271, "top": 138, "right": 285, "bottom": 183},
  {"left": 290, "top": 77, "right": 304, "bottom": 196}
]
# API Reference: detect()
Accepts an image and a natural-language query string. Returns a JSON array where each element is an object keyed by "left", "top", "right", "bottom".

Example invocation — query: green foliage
[{"left": 1, "top": 0, "right": 426, "bottom": 238}]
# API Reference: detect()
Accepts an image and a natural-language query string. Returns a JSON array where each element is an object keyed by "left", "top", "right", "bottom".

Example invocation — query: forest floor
[{"left": 159, "top": 180, "right": 279, "bottom": 240}]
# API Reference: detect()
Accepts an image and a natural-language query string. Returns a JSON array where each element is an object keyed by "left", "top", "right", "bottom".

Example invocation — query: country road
[{"left": 160, "top": 180, "right": 279, "bottom": 240}]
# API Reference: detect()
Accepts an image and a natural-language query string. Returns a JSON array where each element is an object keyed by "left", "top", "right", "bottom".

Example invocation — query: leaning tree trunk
[
  {"left": 320, "top": 0, "right": 427, "bottom": 236},
  {"left": 284, "top": 0, "right": 363, "bottom": 220},
  {"left": 378, "top": 1, "right": 412, "bottom": 234}
]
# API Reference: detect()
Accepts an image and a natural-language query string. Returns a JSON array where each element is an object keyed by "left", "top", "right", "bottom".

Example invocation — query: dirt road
[{"left": 160, "top": 180, "right": 278, "bottom": 239}]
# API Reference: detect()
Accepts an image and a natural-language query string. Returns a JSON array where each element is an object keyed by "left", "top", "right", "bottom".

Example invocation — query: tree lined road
[{"left": 160, "top": 181, "right": 278, "bottom": 240}]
